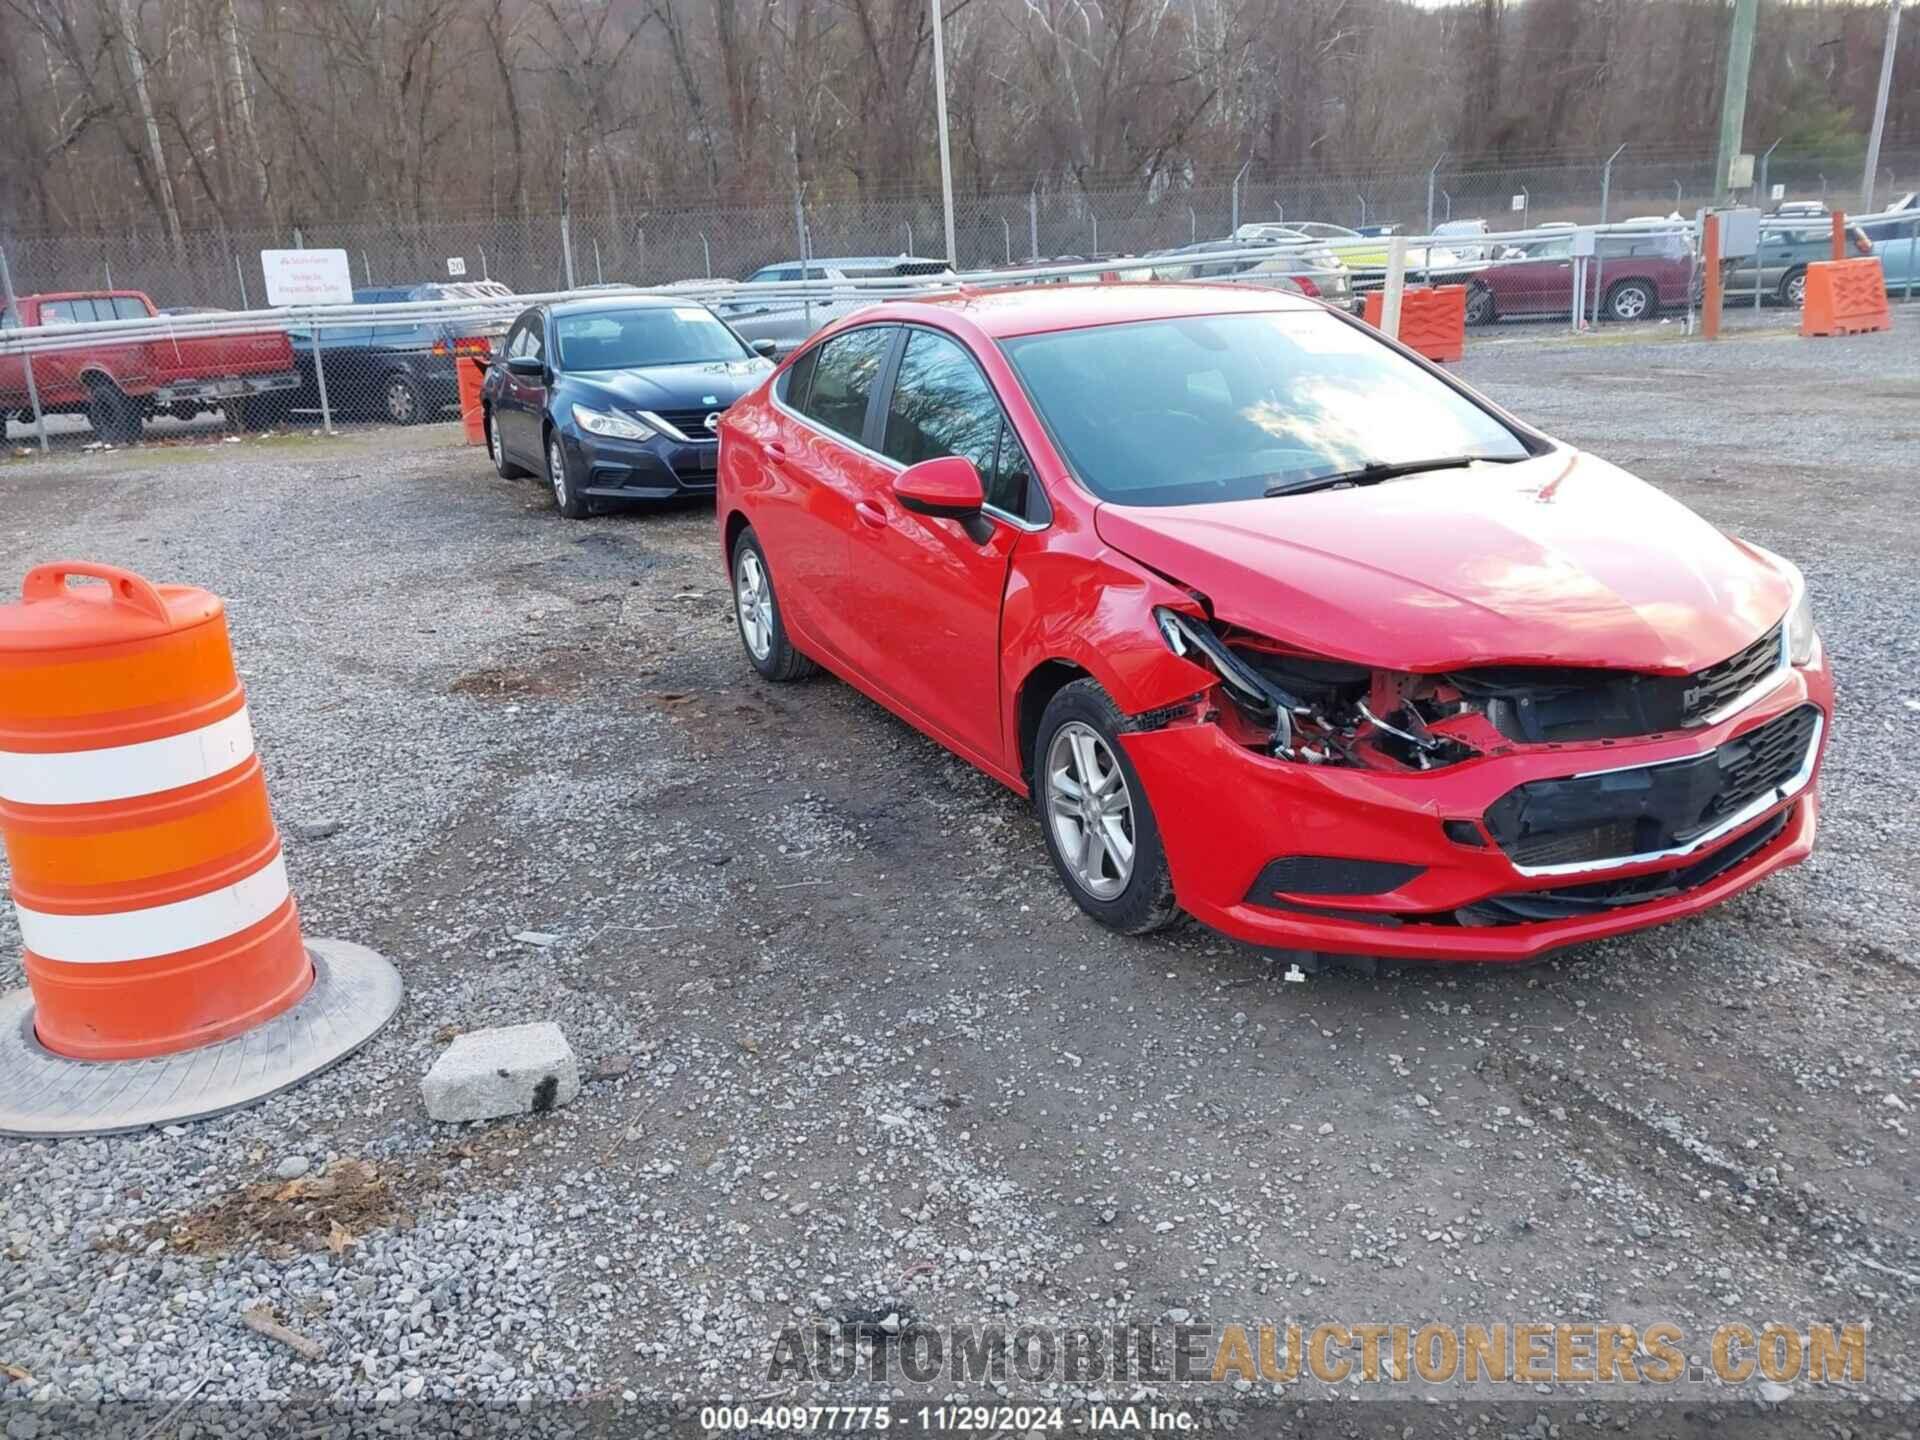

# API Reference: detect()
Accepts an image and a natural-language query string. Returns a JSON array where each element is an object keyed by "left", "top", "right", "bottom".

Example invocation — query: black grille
[
  {"left": 1484, "top": 704, "right": 1819, "bottom": 869},
  {"left": 1457, "top": 808, "right": 1792, "bottom": 925},
  {"left": 654, "top": 407, "right": 721, "bottom": 440},
  {"left": 1247, "top": 856, "right": 1426, "bottom": 900},
  {"left": 1681, "top": 624, "right": 1786, "bottom": 726},
  {"left": 1453, "top": 624, "right": 1784, "bottom": 742}
]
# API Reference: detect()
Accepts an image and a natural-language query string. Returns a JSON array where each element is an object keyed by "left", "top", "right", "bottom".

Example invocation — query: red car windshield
[{"left": 1000, "top": 309, "right": 1529, "bottom": 507}]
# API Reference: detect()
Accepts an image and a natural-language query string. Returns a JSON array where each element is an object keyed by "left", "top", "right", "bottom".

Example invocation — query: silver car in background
[
  {"left": 1146, "top": 227, "right": 1356, "bottom": 310},
  {"left": 713, "top": 256, "right": 951, "bottom": 356}
]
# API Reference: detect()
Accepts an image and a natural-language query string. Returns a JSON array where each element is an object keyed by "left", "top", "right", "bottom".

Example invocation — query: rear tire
[
  {"left": 230, "top": 394, "right": 288, "bottom": 432},
  {"left": 1032, "top": 679, "right": 1178, "bottom": 936},
  {"left": 1464, "top": 281, "right": 1496, "bottom": 326},
  {"left": 383, "top": 371, "right": 424, "bottom": 426},
  {"left": 1604, "top": 278, "right": 1657, "bottom": 322},
  {"left": 84, "top": 381, "right": 143, "bottom": 444},
  {"left": 730, "top": 527, "right": 817, "bottom": 682},
  {"left": 488, "top": 409, "right": 526, "bottom": 478}
]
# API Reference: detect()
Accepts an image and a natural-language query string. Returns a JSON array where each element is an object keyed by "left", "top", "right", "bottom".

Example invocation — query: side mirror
[
  {"left": 751, "top": 338, "right": 779, "bottom": 358},
  {"left": 506, "top": 354, "right": 545, "bottom": 379},
  {"left": 893, "top": 456, "right": 992, "bottom": 542}
]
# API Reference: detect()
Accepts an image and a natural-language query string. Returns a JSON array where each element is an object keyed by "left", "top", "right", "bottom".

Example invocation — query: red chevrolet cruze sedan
[{"left": 714, "top": 284, "right": 1829, "bottom": 962}]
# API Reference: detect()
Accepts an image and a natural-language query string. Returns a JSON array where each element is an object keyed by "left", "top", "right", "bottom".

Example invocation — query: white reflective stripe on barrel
[
  {"left": 0, "top": 706, "right": 254, "bottom": 806},
  {"left": 13, "top": 851, "right": 290, "bottom": 965}
]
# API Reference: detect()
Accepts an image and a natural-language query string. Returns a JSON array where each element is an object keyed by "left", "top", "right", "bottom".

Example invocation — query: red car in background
[
  {"left": 1464, "top": 228, "right": 1697, "bottom": 325},
  {"left": 715, "top": 284, "right": 1828, "bottom": 962},
  {"left": 0, "top": 290, "right": 297, "bottom": 441}
]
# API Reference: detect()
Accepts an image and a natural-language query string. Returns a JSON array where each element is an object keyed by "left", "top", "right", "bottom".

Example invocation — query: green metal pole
[{"left": 1713, "top": 0, "right": 1760, "bottom": 207}]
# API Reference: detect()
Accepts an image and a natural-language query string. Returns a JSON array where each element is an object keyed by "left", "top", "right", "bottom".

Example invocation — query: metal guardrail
[
  {"left": 5, "top": 209, "right": 1909, "bottom": 452},
  {"left": 0, "top": 218, "right": 1733, "bottom": 359}
]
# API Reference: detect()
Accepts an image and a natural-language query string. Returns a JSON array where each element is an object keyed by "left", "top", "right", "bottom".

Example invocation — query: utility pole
[
  {"left": 1861, "top": 0, "right": 1903, "bottom": 213},
  {"left": 929, "top": 0, "right": 957, "bottom": 267},
  {"left": 1713, "top": 0, "right": 1760, "bottom": 206}
]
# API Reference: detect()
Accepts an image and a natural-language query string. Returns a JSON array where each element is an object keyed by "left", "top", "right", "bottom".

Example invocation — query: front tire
[
  {"left": 1605, "top": 278, "right": 1656, "bottom": 322},
  {"left": 546, "top": 428, "right": 589, "bottom": 518},
  {"left": 1779, "top": 266, "right": 1807, "bottom": 308},
  {"left": 730, "top": 527, "right": 817, "bottom": 681},
  {"left": 1033, "top": 679, "right": 1178, "bottom": 935}
]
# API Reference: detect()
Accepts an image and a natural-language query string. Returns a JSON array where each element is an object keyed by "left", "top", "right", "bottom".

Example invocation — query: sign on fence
[
  {"left": 447, "top": 257, "right": 467, "bottom": 277},
  {"left": 1510, "top": 195, "right": 1526, "bottom": 212},
  {"left": 1771, "top": 183, "right": 1787, "bottom": 201},
  {"left": 261, "top": 248, "right": 353, "bottom": 306}
]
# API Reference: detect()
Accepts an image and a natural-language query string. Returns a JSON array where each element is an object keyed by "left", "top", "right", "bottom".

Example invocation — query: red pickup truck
[{"left": 0, "top": 290, "right": 298, "bottom": 442}]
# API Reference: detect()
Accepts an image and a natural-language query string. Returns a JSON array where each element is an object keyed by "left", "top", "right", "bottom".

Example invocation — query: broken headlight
[
  {"left": 1786, "top": 584, "right": 1817, "bottom": 666},
  {"left": 1154, "top": 606, "right": 1309, "bottom": 752},
  {"left": 1153, "top": 607, "right": 1479, "bottom": 768}
]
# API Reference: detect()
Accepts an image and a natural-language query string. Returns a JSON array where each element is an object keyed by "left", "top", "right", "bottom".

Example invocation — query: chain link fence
[
  {"left": 3, "top": 149, "right": 1916, "bottom": 449},
  {"left": 7, "top": 150, "right": 1917, "bottom": 304}
]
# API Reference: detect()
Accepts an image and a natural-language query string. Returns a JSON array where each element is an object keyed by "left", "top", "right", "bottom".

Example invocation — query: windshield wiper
[{"left": 1263, "top": 453, "right": 1520, "bottom": 498}]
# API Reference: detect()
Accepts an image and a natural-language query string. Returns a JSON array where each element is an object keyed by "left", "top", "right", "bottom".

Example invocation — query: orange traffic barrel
[{"left": 0, "top": 562, "right": 401, "bottom": 1135}]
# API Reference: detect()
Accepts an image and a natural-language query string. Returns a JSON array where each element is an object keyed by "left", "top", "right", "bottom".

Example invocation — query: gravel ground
[{"left": 0, "top": 320, "right": 1916, "bottom": 1437}]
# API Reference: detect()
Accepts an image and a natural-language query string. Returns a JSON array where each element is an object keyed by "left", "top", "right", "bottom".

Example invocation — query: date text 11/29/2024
[{"left": 699, "top": 1403, "right": 1190, "bottom": 1432}]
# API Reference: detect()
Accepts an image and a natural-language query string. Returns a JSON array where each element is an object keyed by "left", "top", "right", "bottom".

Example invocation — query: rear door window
[
  {"left": 777, "top": 347, "right": 818, "bottom": 410},
  {"left": 40, "top": 301, "right": 85, "bottom": 324},
  {"left": 797, "top": 326, "right": 893, "bottom": 442}
]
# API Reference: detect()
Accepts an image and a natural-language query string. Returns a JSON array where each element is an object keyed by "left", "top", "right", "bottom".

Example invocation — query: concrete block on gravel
[{"left": 422, "top": 1022, "right": 580, "bottom": 1122}]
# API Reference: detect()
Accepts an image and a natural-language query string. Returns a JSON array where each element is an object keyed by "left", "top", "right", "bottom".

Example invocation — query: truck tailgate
[{"left": 153, "top": 328, "right": 296, "bottom": 380}]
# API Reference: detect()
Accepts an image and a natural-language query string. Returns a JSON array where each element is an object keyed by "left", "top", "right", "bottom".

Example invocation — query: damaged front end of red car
[{"left": 1117, "top": 590, "right": 1830, "bottom": 963}]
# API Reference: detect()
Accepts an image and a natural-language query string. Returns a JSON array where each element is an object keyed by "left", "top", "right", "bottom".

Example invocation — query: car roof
[
  {"left": 754, "top": 256, "right": 944, "bottom": 269},
  {"left": 845, "top": 281, "right": 1319, "bottom": 339},
  {"left": 18, "top": 290, "right": 150, "bottom": 303}
]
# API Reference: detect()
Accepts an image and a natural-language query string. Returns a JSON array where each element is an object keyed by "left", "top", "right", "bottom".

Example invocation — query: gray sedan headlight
[
  {"left": 1786, "top": 586, "right": 1817, "bottom": 666},
  {"left": 571, "top": 404, "right": 654, "bottom": 441}
]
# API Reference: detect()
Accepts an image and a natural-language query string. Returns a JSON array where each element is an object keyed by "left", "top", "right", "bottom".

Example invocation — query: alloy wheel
[
  {"left": 548, "top": 436, "right": 568, "bottom": 506},
  {"left": 1046, "top": 721, "right": 1136, "bottom": 900},
  {"left": 1611, "top": 285, "right": 1650, "bottom": 320},
  {"left": 387, "top": 376, "right": 416, "bottom": 423},
  {"left": 488, "top": 412, "right": 501, "bottom": 459},
  {"left": 1785, "top": 273, "right": 1807, "bottom": 307},
  {"left": 735, "top": 550, "right": 774, "bottom": 660}
]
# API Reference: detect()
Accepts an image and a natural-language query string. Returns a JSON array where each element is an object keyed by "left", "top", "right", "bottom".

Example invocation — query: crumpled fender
[{"left": 1000, "top": 528, "right": 1217, "bottom": 735}]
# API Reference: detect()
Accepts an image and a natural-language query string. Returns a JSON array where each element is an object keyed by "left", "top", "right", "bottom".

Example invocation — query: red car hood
[{"left": 1093, "top": 451, "right": 1792, "bottom": 673}]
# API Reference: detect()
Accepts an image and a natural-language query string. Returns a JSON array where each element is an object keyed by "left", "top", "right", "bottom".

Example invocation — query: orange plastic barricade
[
  {"left": 433, "top": 335, "right": 494, "bottom": 445},
  {"left": 1362, "top": 285, "right": 1467, "bottom": 362},
  {"left": 0, "top": 562, "right": 400, "bottom": 1135},
  {"left": 1800, "top": 259, "right": 1892, "bottom": 338},
  {"left": 458, "top": 354, "right": 489, "bottom": 444}
]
